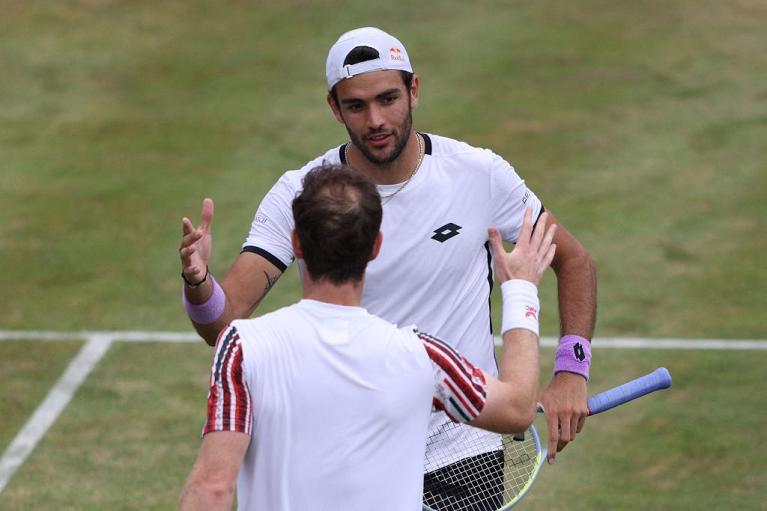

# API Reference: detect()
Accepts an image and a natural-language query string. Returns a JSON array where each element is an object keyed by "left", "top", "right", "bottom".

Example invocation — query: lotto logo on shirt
[{"left": 390, "top": 47, "right": 405, "bottom": 61}]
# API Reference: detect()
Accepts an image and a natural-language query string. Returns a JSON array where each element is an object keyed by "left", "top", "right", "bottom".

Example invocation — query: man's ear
[
  {"left": 327, "top": 93, "right": 345, "bottom": 124},
  {"left": 291, "top": 229, "right": 303, "bottom": 259},
  {"left": 369, "top": 231, "right": 383, "bottom": 261},
  {"left": 409, "top": 74, "right": 420, "bottom": 110}
]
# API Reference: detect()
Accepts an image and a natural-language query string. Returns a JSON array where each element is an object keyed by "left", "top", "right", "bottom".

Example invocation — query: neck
[
  {"left": 301, "top": 273, "right": 364, "bottom": 307},
  {"left": 348, "top": 131, "right": 422, "bottom": 185}
]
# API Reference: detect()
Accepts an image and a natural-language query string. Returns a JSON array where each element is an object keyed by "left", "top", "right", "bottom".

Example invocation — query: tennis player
[
  {"left": 178, "top": 164, "right": 555, "bottom": 511},
  {"left": 179, "top": 27, "right": 596, "bottom": 495}
]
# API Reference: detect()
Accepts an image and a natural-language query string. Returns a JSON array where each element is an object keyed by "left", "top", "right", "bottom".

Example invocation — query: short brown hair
[{"left": 292, "top": 164, "right": 382, "bottom": 284}]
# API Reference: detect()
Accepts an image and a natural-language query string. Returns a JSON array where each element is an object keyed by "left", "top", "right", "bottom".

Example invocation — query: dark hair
[
  {"left": 292, "top": 164, "right": 382, "bottom": 284},
  {"left": 329, "top": 46, "right": 414, "bottom": 106}
]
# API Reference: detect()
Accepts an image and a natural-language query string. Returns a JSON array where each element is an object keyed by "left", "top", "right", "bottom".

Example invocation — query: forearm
[
  {"left": 178, "top": 482, "right": 235, "bottom": 511},
  {"left": 183, "top": 254, "right": 283, "bottom": 346},
  {"left": 496, "top": 280, "right": 541, "bottom": 426},
  {"left": 553, "top": 246, "right": 596, "bottom": 340},
  {"left": 498, "top": 328, "right": 540, "bottom": 420}
]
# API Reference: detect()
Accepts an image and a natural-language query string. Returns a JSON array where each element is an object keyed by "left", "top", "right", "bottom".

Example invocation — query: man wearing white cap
[{"left": 179, "top": 27, "right": 596, "bottom": 506}]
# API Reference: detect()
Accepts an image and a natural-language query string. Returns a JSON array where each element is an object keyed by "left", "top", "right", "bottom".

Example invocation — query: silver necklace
[{"left": 345, "top": 133, "right": 425, "bottom": 205}]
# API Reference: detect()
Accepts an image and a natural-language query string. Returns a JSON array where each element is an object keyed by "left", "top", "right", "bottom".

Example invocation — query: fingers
[
  {"left": 487, "top": 227, "right": 504, "bottom": 259},
  {"left": 528, "top": 211, "right": 547, "bottom": 252},
  {"left": 179, "top": 199, "right": 213, "bottom": 277},
  {"left": 545, "top": 407, "right": 559, "bottom": 463},
  {"left": 570, "top": 415, "right": 580, "bottom": 442},
  {"left": 182, "top": 217, "right": 195, "bottom": 236},
  {"left": 180, "top": 215, "right": 204, "bottom": 269},
  {"left": 199, "top": 198, "right": 214, "bottom": 233},
  {"left": 576, "top": 415, "right": 587, "bottom": 434},
  {"left": 516, "top": 208, "right": 533, "bottom": 250},
  {"left": 559, "top": 414, "right": 572, "bottom": 452},
  {"left": 180, "top": 220, "right": 204, "bottom": 250}
]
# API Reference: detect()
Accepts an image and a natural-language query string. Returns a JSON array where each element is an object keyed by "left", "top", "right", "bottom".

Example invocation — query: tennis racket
[{"left": 422, "top": 367, "right": 672, "bottom": 511}]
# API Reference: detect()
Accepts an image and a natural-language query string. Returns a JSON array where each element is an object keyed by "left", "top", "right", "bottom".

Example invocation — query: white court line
[
  {"left": 505, "top": 336, "right": 767, "bottom": 350},
  {"left": 0, "top": 330, "right": 200, "bottom": 343},
  {"left": 0, "top": 334, "right": 113, "bottom": 494},
  {"left": 0, "top": 329, "right": 765, "bottom": 495},
  {"left": 1, "top": 330, "right": 766, "bottom": 348}
]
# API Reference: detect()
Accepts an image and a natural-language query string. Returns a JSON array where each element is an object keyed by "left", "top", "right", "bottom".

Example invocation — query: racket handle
[{"left": 587, "top": 367, "right": 672, "bottom": 415}]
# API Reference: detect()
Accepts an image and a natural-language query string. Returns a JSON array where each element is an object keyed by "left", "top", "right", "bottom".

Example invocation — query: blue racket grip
[{"left": 587, "top": 367, "right": 672, "bottom": 416}]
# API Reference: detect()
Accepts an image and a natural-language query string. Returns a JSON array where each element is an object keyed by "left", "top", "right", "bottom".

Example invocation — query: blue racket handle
[{"left": 587, "top": 367, "right": 672, "bottom": 415}]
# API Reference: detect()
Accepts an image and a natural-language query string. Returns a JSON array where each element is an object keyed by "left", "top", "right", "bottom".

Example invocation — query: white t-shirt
[
  {"left": 204, "top": 299, "right": 488, "bottom": 511},
  {"left": 243, "top": 133, "right": 543, "bottom": 466}
]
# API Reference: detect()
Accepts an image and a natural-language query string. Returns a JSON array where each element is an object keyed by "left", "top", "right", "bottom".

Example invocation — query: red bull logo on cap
[{"left": 390, "top": 47, "right": 405, "bottom": 61}]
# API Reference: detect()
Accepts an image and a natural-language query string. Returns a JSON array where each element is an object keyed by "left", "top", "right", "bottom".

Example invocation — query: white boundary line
[
  {"left": 0, "top": 329, "right": 765, "bottom": 495},
  {"left": 0, "top": 334, "right": 114, "bottom": 494},
  {"left": 0, "top": 330, "right": 765, "bottom": 348},
  {"left": 0, "top": 331, "right": 200, "bottom": 343},
  {"left": 521, "top": 336, "right": 767, "bottom": 350}
]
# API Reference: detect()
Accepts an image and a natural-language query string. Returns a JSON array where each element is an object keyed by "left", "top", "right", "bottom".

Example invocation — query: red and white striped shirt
[
  {"left": 204, "top": 326, "right": 252, "bottom": 436},
  {"left": 203, "top": 324, "right": 487, "bottom": 437},
  {"left": 200, "top": 300, "right": 489, "bottom": 510}
]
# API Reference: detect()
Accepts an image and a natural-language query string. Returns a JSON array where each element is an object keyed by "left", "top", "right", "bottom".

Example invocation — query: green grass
[
  {"left": 1, "top": 0, "right": 765, "bottom": 336},
  {"left": 1, "top": 0, "right": 766, "bottom": 509},
  {"left": 0, "top": 340, "right": 83, "bottom": 450},
  {"left": 0, "top": 342, "right": 211, "bottom": 511},
  {"left": 528, "top": 350, "right": 767, "bottom": 510}
]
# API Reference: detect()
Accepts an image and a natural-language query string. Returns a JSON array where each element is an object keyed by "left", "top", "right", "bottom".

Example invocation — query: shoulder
[
  {"left": 425, "top": 133, "right": 492, "bottom": 160},
  {"left": 231, "top": 305, "right": 298, "bottom": 337},
  {"left": 424, "top": 133, "right": 509, "bottom": 172}
]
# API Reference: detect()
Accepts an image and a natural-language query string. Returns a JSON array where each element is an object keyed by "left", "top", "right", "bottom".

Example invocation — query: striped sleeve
[
  {"left": 202, "top": 324, "right": 253, "bottom": 436},
  {"left": 417, "top": 330, "right": 487, "bottom": 424}
]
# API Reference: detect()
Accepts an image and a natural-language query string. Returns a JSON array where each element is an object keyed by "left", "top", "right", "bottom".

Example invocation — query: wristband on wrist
[
  {"left": 182, "top": 266, "right": 209, "bottom": 288},
  {"left": 183, "top": 274, "right": 225, "bottom": 325},
  {"left": 500, "top": 279, "right": 540, "bottom": 336},
  {"left": 554, "top": 334, "right": 591, "bottom": 380}
]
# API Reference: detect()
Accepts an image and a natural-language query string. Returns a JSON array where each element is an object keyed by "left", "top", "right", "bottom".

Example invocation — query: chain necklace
[{"left": 345, "top": 133, "right": 424, "bottom": 205}]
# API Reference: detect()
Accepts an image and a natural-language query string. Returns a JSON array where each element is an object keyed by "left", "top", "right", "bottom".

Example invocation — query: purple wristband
[
  {"left": 182, "top": 275, "right": 225, "bottom": 325},
  {"left": 554, "top": 335, "right": 591, "bottom": 380}
]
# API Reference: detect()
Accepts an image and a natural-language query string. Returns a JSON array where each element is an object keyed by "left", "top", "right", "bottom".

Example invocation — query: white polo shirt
[
  {"left": 243, "top": 133, "right": 543, "bottom": 467},
  {"left": 204, "top": 299, "right": 488, "bottom": 511}
]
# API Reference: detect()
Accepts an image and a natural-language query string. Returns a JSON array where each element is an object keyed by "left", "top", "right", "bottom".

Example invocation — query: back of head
[{"left": 292, "top": 164, "right": 382, "bottom": 284}]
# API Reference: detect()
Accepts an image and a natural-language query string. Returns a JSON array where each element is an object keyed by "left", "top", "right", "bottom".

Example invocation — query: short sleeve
[
  {"left": 203, "top": 325, "right": 253, "bottom": 436},
  {"left": 241, "top": 174, "right": 298, "bottom": 271},
  {"left": 417, "top": 330, "right": 487, "bottom": 423},
  {"left": 487, "top": 151, "right": 543, "bottom": 243}
]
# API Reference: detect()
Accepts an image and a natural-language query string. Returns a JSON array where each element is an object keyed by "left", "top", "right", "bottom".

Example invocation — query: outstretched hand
[
  {"left": 180, "top": 198, "right": 214, "bottom": 285},
  {"left": 488, "top": 209, "right": 556, "bottom": 287}
]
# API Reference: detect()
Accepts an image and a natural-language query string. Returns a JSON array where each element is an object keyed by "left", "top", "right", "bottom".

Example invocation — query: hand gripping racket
[{"left": 422, "top": 367, "right": 672, "bottom": 511}]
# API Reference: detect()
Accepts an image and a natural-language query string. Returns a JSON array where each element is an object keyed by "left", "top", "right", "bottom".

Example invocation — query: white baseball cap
[{"left": 325, "top": 27, "right": 413, "bottom": 90}]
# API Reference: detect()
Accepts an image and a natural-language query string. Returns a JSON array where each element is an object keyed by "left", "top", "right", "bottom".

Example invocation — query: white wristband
[{"left": 501, "top": 279, "right": 540, "bottom": 336}]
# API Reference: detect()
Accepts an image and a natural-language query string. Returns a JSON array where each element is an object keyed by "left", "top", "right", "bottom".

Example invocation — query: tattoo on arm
[{"left": 260, "top": 271, "right": 280, "bottom": 300}]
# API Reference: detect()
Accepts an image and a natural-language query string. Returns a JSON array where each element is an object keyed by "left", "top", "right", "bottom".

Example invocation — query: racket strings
[{"left": 423, "top": 426, "right": 540, "bottom": 511}]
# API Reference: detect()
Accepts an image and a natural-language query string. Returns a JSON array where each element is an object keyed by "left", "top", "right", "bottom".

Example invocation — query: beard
[{"left": 345, "top": 107, "right": 413, "bottom": 166}]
